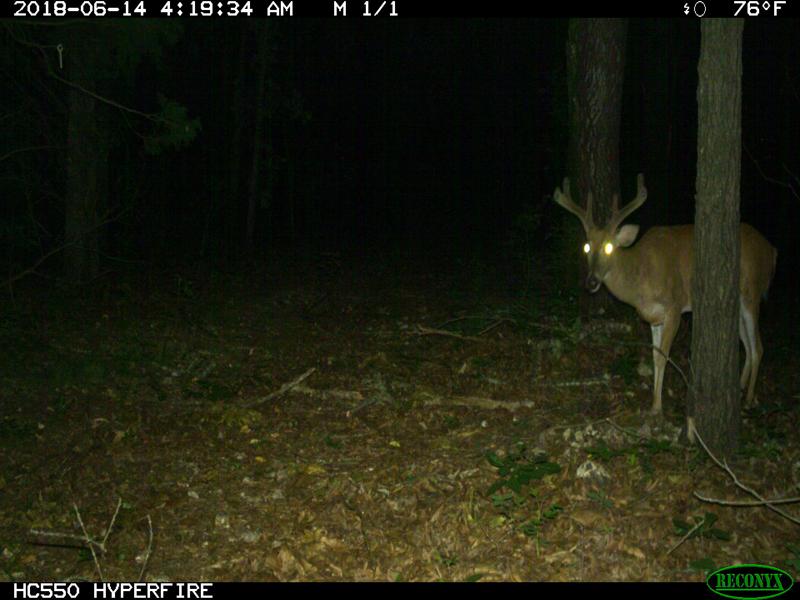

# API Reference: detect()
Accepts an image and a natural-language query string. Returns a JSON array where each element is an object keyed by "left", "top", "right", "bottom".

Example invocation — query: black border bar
[{"left": 5, "top": 0, "right": 800, "bottom": 18}]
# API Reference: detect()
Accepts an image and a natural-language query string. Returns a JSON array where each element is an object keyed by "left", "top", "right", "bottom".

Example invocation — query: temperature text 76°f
[{"left": 734, "top": 0, "right": 787, "bottom": 15}]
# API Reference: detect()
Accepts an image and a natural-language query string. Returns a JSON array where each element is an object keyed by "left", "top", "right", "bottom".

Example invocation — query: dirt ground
[{"left": 1, "top": 255, "right": 798, "bottom": 582}]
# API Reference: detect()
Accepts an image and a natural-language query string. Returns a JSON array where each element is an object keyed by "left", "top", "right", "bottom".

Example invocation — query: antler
[
  {"left": 608, "top": 173, "right": 647, "bottom": 232},
  {"left": 553, "top": 177, "right": 594, "bottom": 234}
]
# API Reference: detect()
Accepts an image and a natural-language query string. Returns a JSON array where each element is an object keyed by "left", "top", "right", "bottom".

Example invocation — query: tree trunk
[
  {"left": 246, "top": 22, "right": 272, "bottom": 252},
  {"left": 690, "top": 19, "right": 744, "bottom": 459},
  {"left": 64, "top": 32, "right": 106, "bottom": 284},
  {"left": 565, "top": 18, "right": 627, "bottom": 314}
]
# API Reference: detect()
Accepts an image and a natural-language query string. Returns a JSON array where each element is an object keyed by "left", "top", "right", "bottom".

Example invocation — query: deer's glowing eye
[
  {"left": 604, "top": 242, "right": 614, "bottom": 255},
  {"left": 583, "top": 243, "right": 591, "bottom": 254}
]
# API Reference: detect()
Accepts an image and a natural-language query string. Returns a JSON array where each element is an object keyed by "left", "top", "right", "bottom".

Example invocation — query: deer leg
[
  {"left": 650, "top": 312, "right": 680, "bottom": 415},
  {"left": 651, "top": 323, "right": 664, "bottom": 414},
  {"left": 739, "top": 302, "right": 751, "bottom": 392},
  {"left": 742, "top": 304, "right": 763, "bottom": 406}
]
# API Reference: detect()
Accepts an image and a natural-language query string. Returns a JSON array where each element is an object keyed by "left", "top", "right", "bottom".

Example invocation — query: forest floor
[{"left": 1, "top": 253, "right": 799, "bottom": 582}]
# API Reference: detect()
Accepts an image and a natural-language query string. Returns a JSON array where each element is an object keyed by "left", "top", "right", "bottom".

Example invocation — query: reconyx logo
[{"left": 707, "top": 564, "right": 794, "bottom": 600}]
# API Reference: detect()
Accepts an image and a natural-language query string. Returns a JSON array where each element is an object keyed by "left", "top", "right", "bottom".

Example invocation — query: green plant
[
  {"left": 673, "top": 512, "right": 731, "bottom": 542},
  {"left": 485, "top": 446, "right": 560, "bottom": 497},
  {"left": 587, "top": 490, "right": 614, "bottom": 510}
]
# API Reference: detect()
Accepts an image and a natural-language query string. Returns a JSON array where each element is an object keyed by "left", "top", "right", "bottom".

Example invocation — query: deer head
[{"left": 553, "top": 174, "right": 648, "bottom": 293}]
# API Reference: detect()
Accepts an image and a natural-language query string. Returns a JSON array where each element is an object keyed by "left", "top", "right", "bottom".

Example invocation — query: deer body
[{"left": 554, "top": 175, "right": 776, "bottom": 414}]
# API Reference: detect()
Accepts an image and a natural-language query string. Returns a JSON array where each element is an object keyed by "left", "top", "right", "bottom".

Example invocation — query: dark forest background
[{"left": 1, "top": 19, "right": 798, "bottom": 299}]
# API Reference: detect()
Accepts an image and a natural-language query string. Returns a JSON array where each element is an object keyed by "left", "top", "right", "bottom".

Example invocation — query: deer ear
[{"left": 615, "top": 225, "right": 639, "bottom": 247}]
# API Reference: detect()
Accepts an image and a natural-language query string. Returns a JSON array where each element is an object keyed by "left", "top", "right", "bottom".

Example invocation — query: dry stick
[
  {"left": 28, "top": 529, "right": 105, "bottom": 550},
  {"left": 666, "top": 515, "right": 707, "bottom": 556},
  {"left": 247, "top": 367, "right": 316, "bottom": 407},
  {"left": 693, "top": 495, "right": 800, "bottom": 507},
  {"left": 102, "top": 498, "right": 122, "bottom": 549},
  {"left": 138, "top": 516, "right": 154, "bottom": 583},
  {"left": 477, "top": 318, "right": 515, "bottom": 336},
  {"left": 745, "top": 144, "right": 800, "bottom": 202},
  {"left": 2, "top": 210, "right": 124, "bottom": 288},
  {"left": 435, "top": 316, "right": 476, "bottom": 328},
  {"left": 692, "top": 431, "right": 800, "bottom": 526},
  {"left": 783, "top": 163, "right": 800, "bottom": 194},
  {"left": 5, "top": 23, "right": 169, "bottom": 126},
  {"left": 0, "top": 145, "right": 59, "bottom": 164},
  {"left": 437, "top": 315, "right": 517, "bottom": 329},
  {"left": 73, "top": 504, "right": 104, "bottom": 582},
  {"left": 410, "top": 324, "right": 484, "bottom": 343},
  {"left": 30, "top": 497, "right": 126, "bottom": 582},
  {"left": 292, "top": 384, "right": 362, "bottom": 401},
  {"left": 589, "top": 328, "right": 692, "bottom": 390}
]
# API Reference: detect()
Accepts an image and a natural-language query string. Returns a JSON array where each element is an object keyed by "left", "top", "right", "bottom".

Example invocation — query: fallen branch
[
  {"left": 290, "top": 384, "right": 537, "bottom": 412},
  {"left": 2, "top": 209, "right": 124, "bottom": 289},
  {"left": 29, "top": 499, "right": 120, "bottom": 582},
  {"left": 477, "top": 318, "right": 515, "bottom": 336},
  {"left": 418, "top": 393, "right": 537, "bottom": 411},
  {"left": 29, "top": 498, "right": 153, "bottom": 582},
  {"left": 693, "top": 430, "right": 800, "bottom": 526},
  {"left": 533, "top": 377, "right": 609, "bottom": 388},
  {"left": 74, "top": 503, "right": 105, "bottom": 582},
  {"left": 666, "top": 516, "right": 707, "bottom": 556},
  {"left": 409, "top": 324, "right": 484, "bottom": 342},
  {"left": 292, "top": 384, "right": 363, "bottom": 401},
  {"left": 247, "top": 367, "right": 316, "bottom": 407},
  {"left": 138, "top": 516, "right": 154, "bottom": 583}
]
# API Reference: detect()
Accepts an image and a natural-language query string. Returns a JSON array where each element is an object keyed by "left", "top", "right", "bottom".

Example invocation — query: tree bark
[
  {"left": 565, "top": 19, "right": 627, "bottom": 313},
  {"left": 246, "top": 22, "right": 273, "bottom": 252},
  {"left": 690, "top": 19, "right": 744, "bottom": 458},
  {"left": 64, "top": 31, "right": 107, "bottom": 284}
]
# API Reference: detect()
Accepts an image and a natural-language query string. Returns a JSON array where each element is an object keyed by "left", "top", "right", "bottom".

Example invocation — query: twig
[
  {"left": 693, "top": 494, "right": 800, "bottom": 507},
  {"left": 409, "top": 324, "right": 484, "bottom": 342},
  {"left": 348, "top": 397, "right": 381, "bottom": 416},
  {"left": 30, "top": 497, "right": 129, "bottom": 582},
  {"left": 292, "top": 385, "right": 363, "bottom": 401},
  {"left": 101, "top": 498, "right": 122, "bottom": 548},
  {"left": 603, "top": 418, "right": 650, "bottom": 441},
  {"left": 28, "top": 529, "right": 105, "bottom": 550},
  {"left": 4, "top": 22, "right": 182, "bottom": 136},
  {"left": 783, "top": 163, "right": 800, "bottom": 191},
  {"left": 477, "top": 318, "right": 515, "bottom": 336},
  {"left": 437, "top": 316, "right": 485, "bottom": 327},
  {"left": 666, "top": 516, "right": 706, "bottom": 555},
  {"left": 2, "top": 209, "right": 123, "bottom": 288},
  {"left": 693, "top": 430, "right": 800, "bottom": 525},
  {"left": 0, "top": 145, "right": 59, "bottom": 164},
  {"left": 744, "top": 144, "right": 800, "bottom": 202},
  {"left": 138, "top": 516, "right": 154, "bottom": 583},
  {"left": 533, "top": 377, "right": 609, "bottom": 388},
  {"left": 74, "top": 503, "right": 104, "bottom": 582},
  {"left": 246, "top": 367, "right": 316, "bottom": 407},
  {"left": 417, "top": 393, "right": 537, "bottom": 411}
]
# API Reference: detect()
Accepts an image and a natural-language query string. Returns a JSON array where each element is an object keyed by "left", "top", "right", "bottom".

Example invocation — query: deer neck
[{"left": 603, "top": 246, "right": 644, "bottom": 307}]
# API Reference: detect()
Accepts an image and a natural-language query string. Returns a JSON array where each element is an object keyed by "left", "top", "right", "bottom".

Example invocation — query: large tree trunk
[
  {"left": 246, "top": 22, "right": 273, "bottom": 252},
  {"left": 565, "top": 19, "right": 627, "bottom": 313},
  {"left": 690, "top": 19, "right": 744, "bottom": 459},
  {"left": 64, "top": 32, "right": 107, "bottom": 284}
]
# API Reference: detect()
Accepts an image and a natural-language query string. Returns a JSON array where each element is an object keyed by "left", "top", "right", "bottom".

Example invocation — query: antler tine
[
  {"left": 609, "top": 173, "right": 648, "bottom": 231},
  {"left": 553, "top": 177, "right": 594, "bottom": 233}
]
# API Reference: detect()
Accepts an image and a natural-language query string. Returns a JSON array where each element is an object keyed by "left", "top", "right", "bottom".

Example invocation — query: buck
[{"left": 554, "top": 174, "right": 777, "bottom": 414}]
